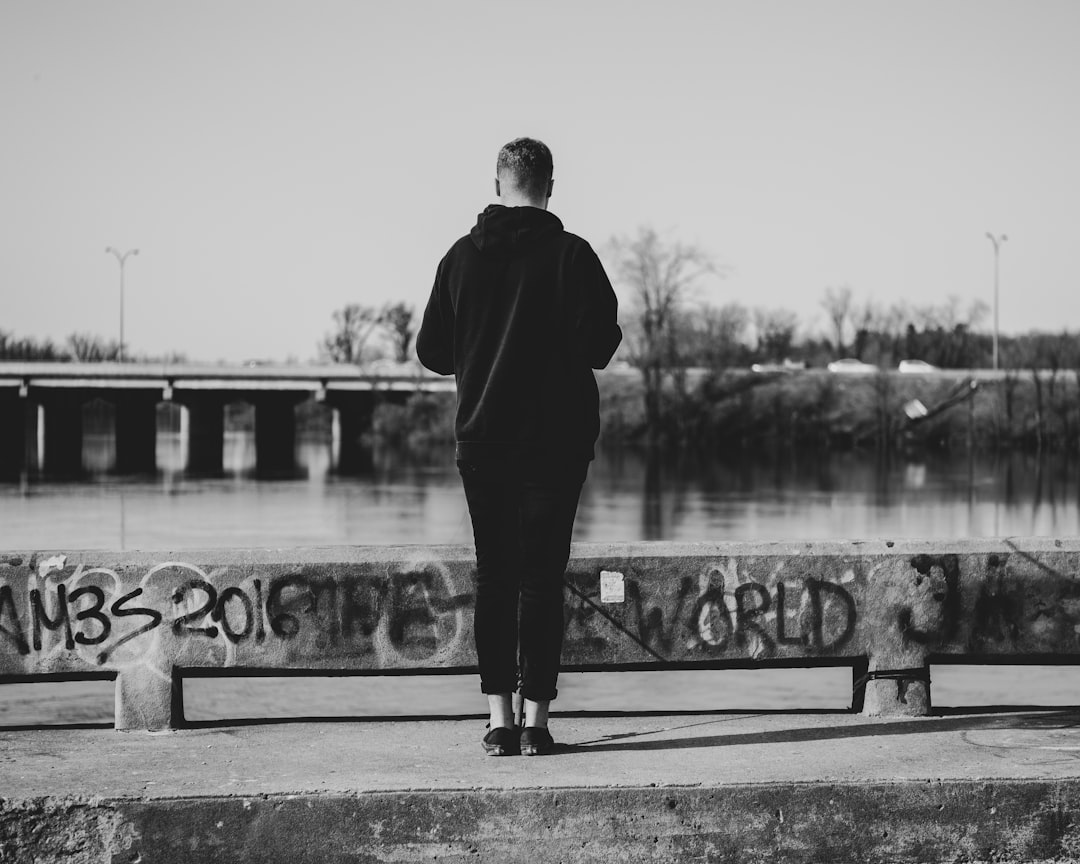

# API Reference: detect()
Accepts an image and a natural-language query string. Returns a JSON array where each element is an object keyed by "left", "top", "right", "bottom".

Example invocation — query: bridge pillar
[
  {"left": 114, "top": 393, "right": 160, "bottom": 475},
  {"left": 181, "top": 396, "right": 226, "bottom": 474},
  {"left": 24, "top": 400, "right": 41, "bottom": 472},
  {"left": 0, "top": 391, "right": 27, "bottom": 477},
  {"left": 253, "top": 394, "right": 303, "bottom": 473},
  {"left": 39, "top": 393, "right": 84, "bottom": 476},
  {"left": 326, "top": 392, "right": 375, "bottom": 474}
]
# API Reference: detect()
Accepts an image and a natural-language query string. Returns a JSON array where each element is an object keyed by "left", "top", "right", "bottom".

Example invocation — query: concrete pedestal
[
  {"left": 183, "top": 397, "right": 226, "bottom": 474},
  {"left": 0, "top": 392, "right": 26, "bottom": 477},
  {"left": 39, "top": 395, "right": 84, "bottom": 476},
  {"left": 253, "top": 395, "right": 303, "bottom": 473},
  {"left": 114, "top": 394, "right": 160, "bottom": 475},
  {"left": 328, "top": 394, "right": 375, "bottom": 474}
]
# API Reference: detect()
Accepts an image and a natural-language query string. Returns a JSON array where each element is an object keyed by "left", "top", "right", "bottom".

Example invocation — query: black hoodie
[{"left": 417, "top": 204, "right": 622, "bottom": 466}]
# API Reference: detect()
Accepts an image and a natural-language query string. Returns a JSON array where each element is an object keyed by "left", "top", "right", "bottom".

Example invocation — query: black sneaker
[
  {"left": 482, "top": 726, "right": 520, "bottom": 756},
  {"left": 520, "top": 726, "right": 555, "bottom": 756}
]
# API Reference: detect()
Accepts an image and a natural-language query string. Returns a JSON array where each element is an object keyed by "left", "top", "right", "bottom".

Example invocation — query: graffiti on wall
[
  {"left": 0, "top": 554, "right": 474, "bottom": 673},
  {"left": 1, "top": 554, "right": 869, "bottom": 671},
  {"left": 4, "top": 546, "right": 1079, "bottom": 675},
  {"left": 562, "top": 550, "right": 1080, "bottom": 664},
  {"left": 563, "top": 561, "right": 861, "bottom": 663}
]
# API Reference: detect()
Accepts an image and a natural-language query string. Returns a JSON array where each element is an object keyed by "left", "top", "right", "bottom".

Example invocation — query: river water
[
  {"left": 4, "top": 436, "right": 1078, "bottom": 549},
  {"left": 2, "top": 434, "right": 1079, "bottom": 725}
]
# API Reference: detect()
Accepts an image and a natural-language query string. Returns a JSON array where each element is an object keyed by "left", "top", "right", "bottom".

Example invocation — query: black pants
[{"left": 458, "top": 458, "right": 586, "bottom": 703}]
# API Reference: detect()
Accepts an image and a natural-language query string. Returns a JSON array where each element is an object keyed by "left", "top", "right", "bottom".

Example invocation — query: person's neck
[{"left": 499, "top": 192, "right": 547, "bottom": 210}]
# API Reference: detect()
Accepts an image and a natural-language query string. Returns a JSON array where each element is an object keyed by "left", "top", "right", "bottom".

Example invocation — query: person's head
[{"left": 495, "top": 137, "right": 554, "bottom": 208}]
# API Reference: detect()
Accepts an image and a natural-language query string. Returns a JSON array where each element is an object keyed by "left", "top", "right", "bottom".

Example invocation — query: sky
[{"left": 1, "top": 1, "right": 1078, "bottom": 363}]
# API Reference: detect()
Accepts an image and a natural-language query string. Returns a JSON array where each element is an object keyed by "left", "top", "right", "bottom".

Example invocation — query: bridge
[
  {"left": 0, "top": 361, "right": 454, "bottom": 476},
  {"left": 0, "top": 360, "right": 1044, "bottom": 479}
]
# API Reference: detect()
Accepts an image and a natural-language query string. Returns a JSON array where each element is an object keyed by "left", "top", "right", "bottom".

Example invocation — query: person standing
[{"left": 416, "top": 137, "right": 622, "bottom": 756}]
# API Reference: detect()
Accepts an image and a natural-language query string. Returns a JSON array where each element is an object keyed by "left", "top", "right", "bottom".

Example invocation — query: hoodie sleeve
[
  {"left": 576, "top": 244, "right": 622, "bottom": 369},
  {"left": 416, "top": 256, "right": 455, "bottom": 376}
]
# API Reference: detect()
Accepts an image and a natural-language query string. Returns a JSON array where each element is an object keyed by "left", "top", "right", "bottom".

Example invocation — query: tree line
[
  {"left": 608, "top": 229, "right": 1078, "bottom": 374},
  {"left": 6, "top": 227, "right": 1072, "bottom": 377},
  {"left": 0, "top": 330, "right": 187, "bottom": 363},
  {"left": 315, "top": 226, "right": 1079, "bottom": 455},
  {"left": 602, "top": 227, "right": 1080, "bottom": 451},
  {"left": 317, "top": 301, "right": 415, "bottom": 364}
]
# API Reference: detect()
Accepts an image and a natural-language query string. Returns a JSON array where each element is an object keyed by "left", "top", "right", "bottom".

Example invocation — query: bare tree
[
  {"left": 380, "top": 302, "right": 416, "bottom": 363},
  {"left": 320, "top": 304, "right": 386, "bottom": 364},
  {"left": 68, "top": 332, "right": 122, "bottom": 362},
  {"left": 1001, "top": 367, "right": 1020, "bottom": 445},
  {"left": 821, "top": 285, "right": 853, "bottom": 357},
  {"left": 965, "top": 297, "right": 991, "bottom": 330},
  {"left": 753, "top": 307, "right": 798, "bottom": 360},
  {"left": 850, "top": 298, "right": 880, "bottom": 361},
  {"left": 879, "top": 301, "right": 910, "bottom": 363},
  {"left": 0, "top": 331, "right": 66, "bottom": 360},
  {"left": 1012, "top": 335, "right": 1048, "bottom": 451},
  {"left": 606, "top": 227, "right": 719, "bottom": 444},
  {"left": 698, "top": 301, "right": 749, "bottom": 369},
  {"left": 909, "top": 303, "right": 940, "bottom": 333},
  {"left": 1044, "top": 331, "right": 1080, "bottom": 449}
]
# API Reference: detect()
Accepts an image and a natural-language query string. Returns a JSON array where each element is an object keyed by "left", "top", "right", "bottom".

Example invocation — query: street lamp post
[
  {"left": 105, "top": 247, "right": 139, "bottom": 362},
  {"left": 985, "top": 232, "right": 1007, "bottom": 371}
]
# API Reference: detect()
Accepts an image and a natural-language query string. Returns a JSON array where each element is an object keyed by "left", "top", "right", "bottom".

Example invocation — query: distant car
[
  {"left": 898, "top": 359, "right": 939, "bottom": 374},
  {"left": 827, "top": 358, "right": 878, "bottom": 374},
  {"left": 751, "top": 359, "right": 806, "bottom": 373}
]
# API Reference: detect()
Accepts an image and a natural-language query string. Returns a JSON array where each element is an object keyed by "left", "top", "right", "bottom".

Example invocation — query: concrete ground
[{"left": 5, "top": 710, "right": 1080, "bottom": 862}]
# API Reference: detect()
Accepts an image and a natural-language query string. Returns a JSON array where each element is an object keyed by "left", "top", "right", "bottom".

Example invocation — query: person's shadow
[{"left": 556, "top": 707, "right": 1080, "bottom": 754}]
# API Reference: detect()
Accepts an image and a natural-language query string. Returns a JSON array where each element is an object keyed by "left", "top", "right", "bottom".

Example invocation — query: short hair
[{"left": 496, "top": 137, "right": 553, "bottom": 200}]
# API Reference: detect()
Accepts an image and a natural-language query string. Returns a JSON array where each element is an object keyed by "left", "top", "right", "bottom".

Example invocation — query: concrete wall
[
  {"left": 9, "top": 780, "right": 1080, "bottom": 864},
  {"left": 2, "top": 539, "right": 1079, "bottom": 729}
]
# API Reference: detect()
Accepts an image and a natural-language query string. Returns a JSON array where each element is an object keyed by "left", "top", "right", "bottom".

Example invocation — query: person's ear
[
  {"left": 495, "top": 178, "right": 501, "bottom": 198},
  {"left": 547, "top": 178, "right": 554, "bottom": 198}
]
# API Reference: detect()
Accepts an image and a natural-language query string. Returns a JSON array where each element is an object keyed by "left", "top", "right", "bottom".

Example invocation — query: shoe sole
[
  {"left": 520, "top": 727, "right": 554, "bottom": 756},
  {"left": 483, "top": 744, "right": 518, "bottom": 756}
]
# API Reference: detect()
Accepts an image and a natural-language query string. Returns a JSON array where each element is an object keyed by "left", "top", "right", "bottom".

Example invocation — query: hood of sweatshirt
[{"left": 469, "top": 204, "right": 563, "bottom": 256}]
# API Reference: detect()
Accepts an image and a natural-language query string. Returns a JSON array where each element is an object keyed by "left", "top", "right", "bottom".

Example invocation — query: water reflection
[
  {"left": 1, "top": 428, "right": 1078, "bottom": 550},
  {"left": 582, "top": 446, "right": 1080, "bottom": 544}
]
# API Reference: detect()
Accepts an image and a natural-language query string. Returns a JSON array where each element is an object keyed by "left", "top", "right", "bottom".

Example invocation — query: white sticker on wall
[
  {"left": 37, "top": 554, "right": 67, "bottom": 579},
  {"left": 600, "top": 570, "right": 625, "bottom": 603}
]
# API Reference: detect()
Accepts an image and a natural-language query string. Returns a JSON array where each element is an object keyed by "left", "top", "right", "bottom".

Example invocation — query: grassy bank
[
  {"left": 365, "top": 368, "right": 1080, "bottom": 456},
  {"left": 599, "top": 368, "right": 1080, "bottom": 453}
]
